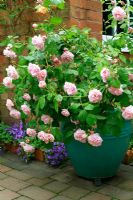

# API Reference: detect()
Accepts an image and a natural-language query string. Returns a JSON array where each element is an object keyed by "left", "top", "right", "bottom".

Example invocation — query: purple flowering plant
[
  {"left": 6, "top": 121, "right": 26, "bottom": 141},
  {"left": 45, "top": 142, "right": 68, "bottom": 166}
]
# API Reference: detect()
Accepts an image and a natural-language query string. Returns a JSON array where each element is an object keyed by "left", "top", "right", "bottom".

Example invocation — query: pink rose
[
  {"left": 26, "top": 128, "right": 37, "bottom": 137},
  {"left": 129, "top": 74, "right": 133, "bottom": 82},
  {"left": 10, "top": 109, "right": 21, "bottom": 119},
  {"left": 37, "top": 69, "right": 47, "bottom": 81},
  {"left": 3, "top": 77, "right": 14, "bottom": 88},
  {"left": 28, "top": 63, "right": 40, "bottom": 77},
  {"left": 112, "top": 6, "right": 126, "bottom": 21},
  {"left": 100, "top": 68, "right": 110, "bottom": 82},
  {"left": 88, "top": 89, "right": 102, "bottom": 103},
  {"left": 32, "top": 35, "right": 46, "bottom": 50},
  {"left": 88, "top": 133, "right": 103, "bottom": 147},
  {"left": 61, "top": 48, "right": 74, "bottom": 63},
  {"left": 3, "top": 46, "right": 17, "bottom": 59},
  {"left": 38, "top": 131, "right": 55, "bottom": 143},
  {"left": 32, "top": 23, "right": 38, "bottom": 28},
  {"left": 64, "top": 82, "right": 77, "bottom": 96},
  {"left": 41, "top": 115, "right": 53, "bottom": 124},
  {"left": 23, "top": 93, "right": 31, "bottom": 101},
  {"left": 19, "top": 142, "right": 25, "bottom": 147},
  {"left": 61, "top": 109, "right": 70, "bottom": 117},
  {"left": 21, "top": 104, "right": 31, "bottom": 115},
  {"left": 23, "top": 144, "right": 35, "bottom": 153},
  {"left": 51, "top": 56, "right": 62, "bottom": 66},
  {"left": 74, "top": 129, "right": 87, "bottom": 143},
  {"left": 108, "top": 86, "right": 123, "bottom": 96},
  {"left": 122, "top": 105, "right": 133, "bottom": 120},
  {"left": 6, "top": 99, "right": 14, "bottom": 111},
  {"left": 6, "top": 65, "right": 19, "bottom": 80},
  {"left": 36, "top": 0, "right": 43, "bottom": 4},
  {"left": 38, "top": 81, "right": 46, "bottom": 88},
  {"left": 37, "top": 131, "right": 45, "bottom": 141}
]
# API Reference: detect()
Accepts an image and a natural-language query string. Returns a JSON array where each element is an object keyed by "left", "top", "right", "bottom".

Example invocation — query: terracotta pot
[
  {"left": 5, "top": 143, "right": 18, "bottom": 154},
  {"left": 123, "top": 149, "right": 133, "bottom": 165},
  {"left": 35, "top": 149, "right": 45, "bottom": 161}
]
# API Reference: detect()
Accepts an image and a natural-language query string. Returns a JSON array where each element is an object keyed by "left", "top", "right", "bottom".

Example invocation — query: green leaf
[
  {"left": 66, "top": 69, "right": 78, "bottom": 76},
  {"left": 70, "top": 103, "right": 80, "bottom": 110},
  {"left": 55, "top": 94, "right": 63, "bottom": 102},
  {"left": 78, "top": 110, "right": 88, "bottom": 122},
  {"left": 38, "top": 96, "right": 45, "bottom": 109},
  {"left": 50, "top": 17, "right": 63, "bottom": 25},
  {"left": 96, "top": 115, "right": 106, "bottom": 120},
  {"left": 51, "top": 127, "right": 62, "bottom": 141},
  {"left": 84, "top": 104, "right": 94, "bottom": 111},
  {"left": 119, "top": 54, "right": 127, "bottom": 64},
  {"left": 54, "top": 99, "right": 58, "bottom": 112},
  {"left": 108, "top": 78, "right": 121, "bottom": 88},
  {"left": 86, "top": 114, "right": 97, "bottom": 126}
]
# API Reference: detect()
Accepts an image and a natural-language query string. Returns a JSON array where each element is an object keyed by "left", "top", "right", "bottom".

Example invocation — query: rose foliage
[{"left": 1, "top": 0, "right": 133, "bottom": 148}]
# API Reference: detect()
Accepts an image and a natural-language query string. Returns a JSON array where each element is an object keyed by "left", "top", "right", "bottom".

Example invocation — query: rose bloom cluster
[
  {"left": 38, "top": 131, "right": 55, "bottom": 144},
  {"left": 32, "top": 35, "right": 47, "bottom": 50},
  {"left": 3, "top": 44, "right": 17, "bottom": 59},
  {"left": 74, "top": 129, "right": 103, "bottom": 147},
  {"left": 6, "top": 99, "right": 21, "bottom": 120},
  {"left": 112, "top": 6, "right": 126, "bottom": 21},
  {"left": 52, "top": 48, "right": 74, "bottom": 66},
  {"left": 26, "top": 128, "right": 55, "bottom": 144},
  {"left": 20, "top": 142, "right": 35, "bottom": 153},
  {"left": 3, "top": 65, "right": 19, "bottom": 88},
  {"left": 28, "top": 63, "right": 47, "bottom": 88}
]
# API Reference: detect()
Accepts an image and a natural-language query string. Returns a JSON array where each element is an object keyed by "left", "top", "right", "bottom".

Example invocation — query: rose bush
[{"left": 0, "top": 0, "right": 133, "bottom": 150}]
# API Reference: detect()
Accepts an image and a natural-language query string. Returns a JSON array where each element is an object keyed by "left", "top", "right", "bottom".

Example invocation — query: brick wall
[
  {"left": 0, "top": 0, "right": 102, "bottom": 123},
  {"left": 69, "top": 0, "right": 102, "bottom": 40}
]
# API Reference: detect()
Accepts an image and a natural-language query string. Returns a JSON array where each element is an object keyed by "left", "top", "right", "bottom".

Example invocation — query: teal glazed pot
[{"left": 63, "top": 121, "right": 132, "bottom": 180}]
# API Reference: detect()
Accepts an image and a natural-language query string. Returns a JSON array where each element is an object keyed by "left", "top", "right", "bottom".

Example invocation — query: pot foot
[{"left": 93, "top": 178, "right": 102, "bottom": 186}]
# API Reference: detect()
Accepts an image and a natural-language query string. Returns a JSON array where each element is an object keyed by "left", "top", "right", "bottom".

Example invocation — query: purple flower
[
  {"left": 6, "top": 121, "right": 26, "bottom": 140},
  {"left": 45, "top": 142, "right": 68, "bottom": 167}
]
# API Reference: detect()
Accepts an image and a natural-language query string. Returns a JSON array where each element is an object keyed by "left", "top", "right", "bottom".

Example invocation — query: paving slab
[
  {"left": 0, "top": 172, "right": 8, "bottom": 180},
  {"left": 80, "top": 192, "right": 111, "bottom": 200},
  {"left": 51, "top": 195, "right": 72, "bottom": 200},
  {"left": 51, "top": 172, "right": 74, "bottom": 183},
  {"left": 6, "top": 170, "right": 32, "bottom": 181},
  {"left": 60, "top": 186, "right": 90, "bottom": 200},
  {"left": 27, "top": 177, "right": 52, "bottom": 187},
  {"left": 98, "top": 185, "right": 133, "bottom": 200},
  {"left": 0, "top": 189, "right": 20, "bottom": 200},
  {"left": 0, "top": 177, "right": 31, "bottom": 192},
  {"left": 117, "top": 179, "right": 133, "bottom": 191},
  {"left": 0, "top": 164, "right": 12, "bottom": 173},
  {"left": 43, "top": 180, "right": 70, "bottom": 193},
  {"left": 14, "top": 196, "right": 32, "bottom": 200},
  {"left": 18, "top": 186, "right": 56, "bottom": 200}
]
